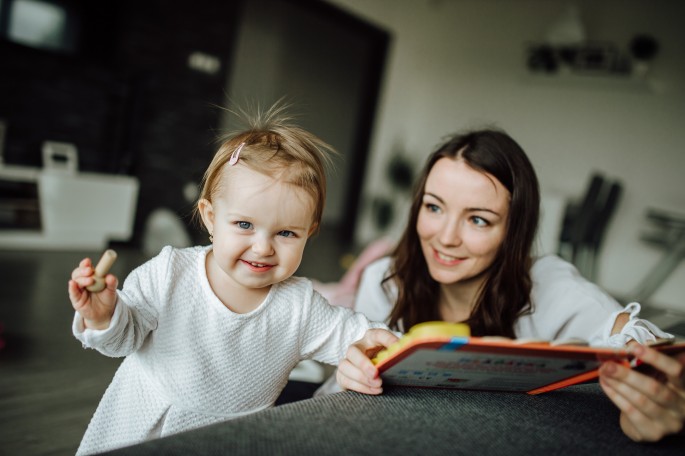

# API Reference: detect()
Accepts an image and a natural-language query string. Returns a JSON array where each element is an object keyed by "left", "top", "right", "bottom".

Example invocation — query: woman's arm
[{"left": 525, "top": 256, "right": 673, "bottom": 346}]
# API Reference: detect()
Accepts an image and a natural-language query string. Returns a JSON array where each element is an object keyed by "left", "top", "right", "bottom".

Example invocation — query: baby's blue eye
[
  {"left": 278, "top": 230, "right": 296, "bottom": 238},
  {"left": 237, "top": 221, "right": 252, "bottom": 230}
]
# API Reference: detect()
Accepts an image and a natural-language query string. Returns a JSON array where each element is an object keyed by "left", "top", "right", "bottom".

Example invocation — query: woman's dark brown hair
[{"left": 386, "top": 129, "right": 540, "bottom": 337}]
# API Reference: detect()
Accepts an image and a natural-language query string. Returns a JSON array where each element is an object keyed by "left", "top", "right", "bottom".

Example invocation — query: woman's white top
[
  {"left": 314, "top": 254, "right": 673, "bottom": 398},
  {"left": 72, "top": 246, "right": 384, "bottom": 455},
  {"left": 355, "top": 255, "right": 672, "bottom": 347}
]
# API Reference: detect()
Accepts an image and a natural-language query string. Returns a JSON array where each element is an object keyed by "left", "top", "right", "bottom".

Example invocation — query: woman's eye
[
  {"left": 278, "top": 230, "right": 296, "bottom": 238},
  {"left": 425, "top": 203, "right": 441, "bottom": 213},
  {"left": 471, "top": 216, "right": 489, "bottom": 227},
  {"left": 237, "top": 221, "right": 252, "bottom": 230}
]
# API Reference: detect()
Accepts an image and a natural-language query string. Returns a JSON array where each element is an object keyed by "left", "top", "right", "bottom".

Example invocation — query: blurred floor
[{"left": 0, "top": 227, "right": 349, "bottom": 456}]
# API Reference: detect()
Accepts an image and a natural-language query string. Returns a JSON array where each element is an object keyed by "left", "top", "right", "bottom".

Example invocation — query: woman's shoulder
[
  {"left": 531, "top": 254, "right": 576, "bottom": 273},
  {"left": 530, "top": 254, "right": 585, "bottom": 284},
  {"left": 520, "top": 254, "right": 623, "bottom": 341},
  {"left": 362, "top": 256, "right": 394, "bottom": 278},
  {"left": 529, "top": 254, "right": 620, "bottom": 308}
]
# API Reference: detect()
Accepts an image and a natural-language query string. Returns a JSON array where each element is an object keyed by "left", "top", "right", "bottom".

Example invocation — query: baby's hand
[
  {"left": 68, "top": 257, "right": 118, "bottom": 330},
  {"left": 337, "top": 328, "right": 399, "bottom": 395}
]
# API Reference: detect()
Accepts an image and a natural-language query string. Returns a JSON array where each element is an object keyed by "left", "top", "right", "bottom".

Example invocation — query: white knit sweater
[{"left": 73, "top": 246, "right": 383, "bottom": 455}]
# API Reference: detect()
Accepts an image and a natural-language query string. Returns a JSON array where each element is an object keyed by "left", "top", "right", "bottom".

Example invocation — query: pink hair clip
[{"left": 229, "top": 142, "right": 245, "bottom": 166}]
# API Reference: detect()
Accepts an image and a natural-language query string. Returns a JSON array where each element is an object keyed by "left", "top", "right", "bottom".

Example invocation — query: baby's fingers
[
  {"left": 71, "top": 258, "right": 94, "bottom": 281},
  {"left": 345, "top": 343, "right": 379, "bottom": 380},
  {"left": 337, "top": 357, "right": 382, "bottom": 395},
  {"left": 68, "top": 280, "right": 89, "bottom": 310},
  {"left": 105, "top": 274, "right": 118, "bottom": 289}
]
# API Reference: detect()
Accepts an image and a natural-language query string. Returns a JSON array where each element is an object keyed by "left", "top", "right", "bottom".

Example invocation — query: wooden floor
[{"left": 0, "top": 231, "right": 348, "bottom": 456}]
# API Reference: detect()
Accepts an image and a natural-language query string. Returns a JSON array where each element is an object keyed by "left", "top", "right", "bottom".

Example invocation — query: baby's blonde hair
[{"left": 196, "top": 103, "right": 335, "bottom": 235}]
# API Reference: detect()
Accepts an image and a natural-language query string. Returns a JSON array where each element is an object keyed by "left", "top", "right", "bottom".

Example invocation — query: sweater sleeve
[
  {"left": 599, "top": 302, "right": 674, "bottom": 347},
  {"left": 72, "top": 246, "right": 172, "bottom": 357},
  {"left": 299, "top": 286, "right": 387, "bottom": 366},
  {"left": 521, "top": 255, "right": 674, "bottom": 346}
]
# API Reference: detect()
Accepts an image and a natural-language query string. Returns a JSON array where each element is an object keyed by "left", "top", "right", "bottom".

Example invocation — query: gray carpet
[{"left": 104, "top": 384, "right": 685, "bottom": 455}]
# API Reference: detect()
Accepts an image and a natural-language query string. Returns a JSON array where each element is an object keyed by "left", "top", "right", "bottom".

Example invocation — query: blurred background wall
[{"left": 1, "top": 0, "right": 683, "bottom": 312}]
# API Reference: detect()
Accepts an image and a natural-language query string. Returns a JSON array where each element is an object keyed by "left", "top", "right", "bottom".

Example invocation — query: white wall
[{"left": 326, "top": 0, "right": 685, "bottom": 312}]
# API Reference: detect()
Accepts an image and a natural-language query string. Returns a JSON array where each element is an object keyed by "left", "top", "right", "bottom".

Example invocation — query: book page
[{"left": 382, "top": 348, "right": 604, "bottom": 391}]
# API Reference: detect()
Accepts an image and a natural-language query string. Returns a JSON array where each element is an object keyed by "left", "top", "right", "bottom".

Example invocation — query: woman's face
[{"left": 417, "top": 157, "right": 510, "bottom": 287}]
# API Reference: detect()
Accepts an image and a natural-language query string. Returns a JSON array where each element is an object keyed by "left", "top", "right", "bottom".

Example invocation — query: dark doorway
[{"left": 226, "top": 0, "right": 389, "bottom": 242}]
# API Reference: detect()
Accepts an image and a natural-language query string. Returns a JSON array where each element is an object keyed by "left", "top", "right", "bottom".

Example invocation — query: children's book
[{"left": 372, "top": 322, "right": 685, "bottom": 395}]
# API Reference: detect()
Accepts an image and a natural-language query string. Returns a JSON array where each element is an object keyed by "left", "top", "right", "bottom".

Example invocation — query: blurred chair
[
  {"left": 557, "top": 173, "right": 623, "bottom": 280},
  {"left": 631, "top": 208, "right": 685, "bottom": 304}
]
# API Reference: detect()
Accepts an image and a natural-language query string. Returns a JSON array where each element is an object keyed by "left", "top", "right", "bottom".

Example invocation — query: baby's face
[{"left": 203, "top": 165, "right": 315, "bottom": 293}]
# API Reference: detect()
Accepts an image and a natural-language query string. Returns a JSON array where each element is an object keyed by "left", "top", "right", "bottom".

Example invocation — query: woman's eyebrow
[
  {"left": 425, "top": 193, "right": 502, "bottom": 217},
  {"left": 423, "top": 192, "right": 445, "bottom": 204},
  {"left": 466, "top": 207, "right": 501, "bottom": 216}
]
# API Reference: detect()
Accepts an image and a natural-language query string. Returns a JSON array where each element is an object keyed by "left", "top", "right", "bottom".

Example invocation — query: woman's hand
[
  {"left": 337, "top": 328, "right": 399, "bottom": 395},
  {"left": 599, "top": 344, "right": 685, "bottom": 442},
  {"left": 68, "top": 257, "right": 118, "bottom": 330}
]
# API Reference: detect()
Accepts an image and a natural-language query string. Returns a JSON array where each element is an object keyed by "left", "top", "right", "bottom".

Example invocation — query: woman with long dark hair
[{"left": 334, "top": 129, "right": 684, "bottom": 442}]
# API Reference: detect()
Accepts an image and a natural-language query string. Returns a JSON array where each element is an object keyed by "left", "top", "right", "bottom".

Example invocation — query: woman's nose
[{"left": 438, "top": 219, "right": 462, "bottom": 247}]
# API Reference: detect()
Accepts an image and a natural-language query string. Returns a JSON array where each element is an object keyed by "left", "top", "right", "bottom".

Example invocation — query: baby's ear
[{"left": 197, "top": 199, "right": 215, "bottom": 232}]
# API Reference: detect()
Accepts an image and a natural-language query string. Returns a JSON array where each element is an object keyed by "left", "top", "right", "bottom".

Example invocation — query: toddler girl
[{"left": 68, "top": 105, "right": 392, "bottom": 455}]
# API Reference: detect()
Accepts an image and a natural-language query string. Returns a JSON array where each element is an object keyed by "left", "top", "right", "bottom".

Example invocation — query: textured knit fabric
[{"left": 72, "top": 245, "right": 384, "bottom": 455}]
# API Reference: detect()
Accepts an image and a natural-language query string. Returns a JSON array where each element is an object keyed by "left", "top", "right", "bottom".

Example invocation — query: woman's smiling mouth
[{"left": 433, "top": 249, "right": 465, "bottom": 266}]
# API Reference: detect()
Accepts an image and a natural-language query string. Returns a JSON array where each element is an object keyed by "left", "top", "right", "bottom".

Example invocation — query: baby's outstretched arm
[
  {"left": 337, "top": 328, "right": 399, "bottom": 395},
  {"left": 68, "top": 250, "right": 119, "bottom": 330}
]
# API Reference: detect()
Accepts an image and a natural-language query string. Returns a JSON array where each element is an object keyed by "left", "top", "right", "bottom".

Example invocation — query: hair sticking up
[{"left": 195, "top": 101, "right": 337, "bottom": 235}]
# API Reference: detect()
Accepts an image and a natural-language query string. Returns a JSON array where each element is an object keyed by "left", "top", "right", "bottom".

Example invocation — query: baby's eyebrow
[
  {"left": 279, "top": 224, "right": 311, "bottom": 232},
  {"left": 226, "top": 212, "right": 252, "bottom": 219}
]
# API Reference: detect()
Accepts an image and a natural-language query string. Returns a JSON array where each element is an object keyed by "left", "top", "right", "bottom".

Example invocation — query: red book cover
[{"left": 373, "top": 322, "right": 684, "bottom": 395}]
